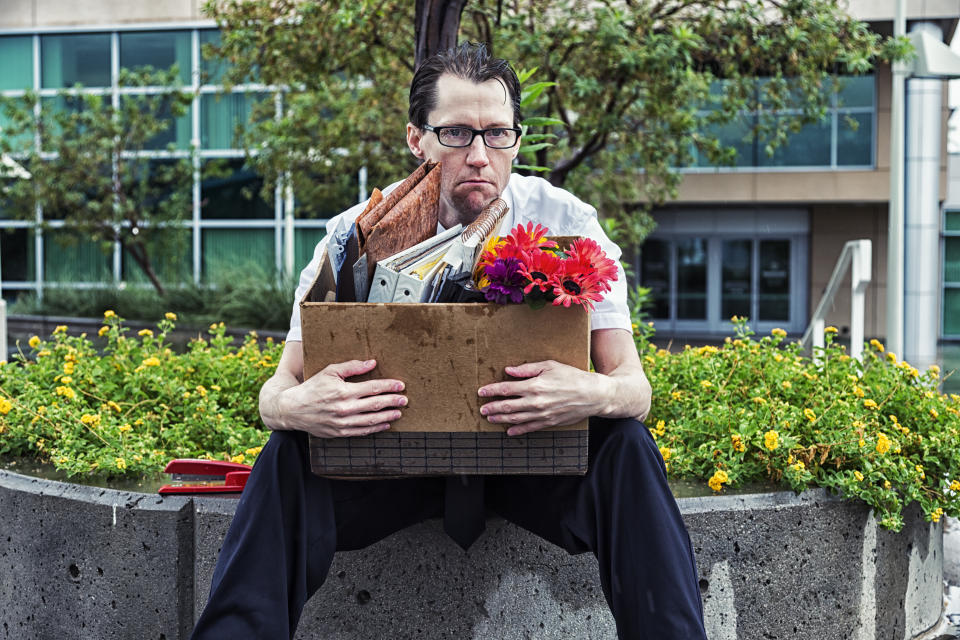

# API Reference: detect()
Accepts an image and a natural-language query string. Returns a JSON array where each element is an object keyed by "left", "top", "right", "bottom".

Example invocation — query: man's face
[{"left": 407, "top": 73, "right": 519, "bottom": 228}]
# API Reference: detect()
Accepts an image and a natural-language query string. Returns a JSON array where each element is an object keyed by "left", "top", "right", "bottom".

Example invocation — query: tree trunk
[
  {"left": 122, "top": 240, "right": 167, "bottom": 297},
  {"left": 414, "top": 0, "right": 468, "bottom": 68}
]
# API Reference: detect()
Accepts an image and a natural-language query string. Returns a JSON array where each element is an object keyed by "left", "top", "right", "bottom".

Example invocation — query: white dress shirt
[{"left": 285, "top": 173, "right": 631, "bottom": 342}]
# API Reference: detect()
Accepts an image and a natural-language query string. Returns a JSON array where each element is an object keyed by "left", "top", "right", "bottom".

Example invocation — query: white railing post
[{"left": 801, "top": 239, "right": 872, "bottom": 364}]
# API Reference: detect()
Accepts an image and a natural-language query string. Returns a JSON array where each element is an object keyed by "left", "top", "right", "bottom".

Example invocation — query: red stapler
[{"left": 158, "top": 459, "right": 252, "bottom": 495}]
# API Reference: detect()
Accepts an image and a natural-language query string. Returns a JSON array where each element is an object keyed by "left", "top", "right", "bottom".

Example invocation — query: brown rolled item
[
  {"left": 352, "top": 188, "right": 383, "bottom": 247},
  {"left": 362, "top": 161, "right": 441, "bottom": 281},
  {"left": 356, "top": 162, "right": 434, "bottom": 245}
]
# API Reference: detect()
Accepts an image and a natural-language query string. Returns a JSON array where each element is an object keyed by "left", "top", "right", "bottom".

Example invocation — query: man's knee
[{"left": 589, "top": 417, "right": 662, "bottom": 468}]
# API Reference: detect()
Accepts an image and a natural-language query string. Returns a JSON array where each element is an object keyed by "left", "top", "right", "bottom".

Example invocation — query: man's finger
[
  {"left": 506, "top": 421, "right": 550, "bottom": 436},
  {"left": 350, "top": 393, "right": 407, "bottom": 413},
  {"left": 503, "top": 361, "right": 552, "bottom": 378},
  {"left": 323, "top": 359, "right": 379, "bottom": 380},
  {"left": 348, "top": 378, "right": 406, "bottom": 398},
  {"left": 334, "top": 408, "right": 403, "bottom": 429},
  {"left": 478, "top": 379, "right": 532, "bottom": 398}
]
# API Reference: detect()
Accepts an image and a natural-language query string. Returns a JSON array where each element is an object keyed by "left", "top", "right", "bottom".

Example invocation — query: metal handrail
[{"left": 800, "top": 239, "right": 872, "bottom": 361}]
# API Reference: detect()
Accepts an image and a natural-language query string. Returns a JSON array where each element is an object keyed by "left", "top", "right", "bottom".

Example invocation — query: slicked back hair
[{"left": 408, "top": 42, "right": 522, "bottom": 129}]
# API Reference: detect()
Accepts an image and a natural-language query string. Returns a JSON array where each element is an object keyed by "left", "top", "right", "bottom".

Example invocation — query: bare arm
[
  {"left": 259, "top": 341, "right": 408, "bottom": 438},
  {"left": 476, "top": 328, "right": 651, "bottom": 436}
]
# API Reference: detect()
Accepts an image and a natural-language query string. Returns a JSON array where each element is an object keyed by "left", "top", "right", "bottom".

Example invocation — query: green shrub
[
  {"left": 637, "top": 317, "right": 960, "bottom": 531},
  {"left": 0, "top": 313, "right": 280, "bottom": 477}
]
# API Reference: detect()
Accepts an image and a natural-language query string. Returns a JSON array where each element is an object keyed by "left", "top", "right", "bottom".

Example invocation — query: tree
[
  {"left": 204, "top": 0, "right": 908, "bottom": 245},
  {"left": 0, "top": 68, "right": 195, "bottom": 295}
]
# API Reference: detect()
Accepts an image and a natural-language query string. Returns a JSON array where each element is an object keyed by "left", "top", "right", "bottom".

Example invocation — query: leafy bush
[
  {"left": 0, "top": 313, "right": 280, "bottom": 477},
  {"left": 638, "top": 317, "right": 960, "bottom": 531}
]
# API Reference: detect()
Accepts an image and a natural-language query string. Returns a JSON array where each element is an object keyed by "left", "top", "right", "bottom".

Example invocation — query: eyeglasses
[{"left": 421, "top": 124, "right": 521, "bottom": 149}]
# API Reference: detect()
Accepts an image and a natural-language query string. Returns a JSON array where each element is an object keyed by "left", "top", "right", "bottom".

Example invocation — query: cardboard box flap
[{"left": 299, "top": 302, "right": 590, "bottom": 433}]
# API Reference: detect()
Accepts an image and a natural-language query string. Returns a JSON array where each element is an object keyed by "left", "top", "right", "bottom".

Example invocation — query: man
[{"left": 192, "top": 43, "right": 707, "bottom": 640}]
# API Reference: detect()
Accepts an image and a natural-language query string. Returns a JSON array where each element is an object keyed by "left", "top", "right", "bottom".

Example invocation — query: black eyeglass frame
[{"left": 421, "top": 124, "right": 522, "bottom": 149}]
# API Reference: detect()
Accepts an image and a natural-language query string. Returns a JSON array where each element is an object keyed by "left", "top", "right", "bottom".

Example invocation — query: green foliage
[
  {"left": 0, "top": 68, "right": 197, "bottom": 295},
  {"left": 204, "top": 0, "right": 907, "bottom": 242},
  {"left": 9, "top": 267, "right": 296, "bottom": 331},
  {"left": 635, "top": 317, "right": 959, "bottom": 531},
  {"left": 0, "top": 315, "right": 279, "bottom": 478}
]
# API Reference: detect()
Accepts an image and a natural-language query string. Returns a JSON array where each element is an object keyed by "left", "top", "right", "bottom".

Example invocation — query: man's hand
[
  {"left": 260, "top": 344, "right": 407, "bottom": 439},
  {"left": 476, "top": 328, "right": 651, "bottom": 436},
  {"left": 477, "top": 360, "right": 611, "bottom": 436}
]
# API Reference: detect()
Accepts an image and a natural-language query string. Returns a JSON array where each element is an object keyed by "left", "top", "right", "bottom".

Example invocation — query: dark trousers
[{"left": 191, "top": 418, "right": 707, "bottom": 640}]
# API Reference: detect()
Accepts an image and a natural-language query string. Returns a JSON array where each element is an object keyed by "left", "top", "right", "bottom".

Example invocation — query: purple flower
[{"left": 483, "top": 257, "right": 526, "bottom": 304}]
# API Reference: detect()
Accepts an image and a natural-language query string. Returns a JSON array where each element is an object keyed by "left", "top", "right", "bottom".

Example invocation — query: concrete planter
[{"left": 0, "top": 470, "right": 943, "bottom": 639}]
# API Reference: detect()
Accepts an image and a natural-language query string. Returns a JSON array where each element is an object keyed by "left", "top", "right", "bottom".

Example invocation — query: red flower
[
  {"left": 520, "top": 248, "right": 563, "bottom": 294},
  {"left": 505, "top": 222, "right": 558, "bottom": 254},
  {"left": 550, "top": 261, "right": 605, "bottom": 311},
  {"left": 565, "top": 237, "right": 618, "bottom": 292}
]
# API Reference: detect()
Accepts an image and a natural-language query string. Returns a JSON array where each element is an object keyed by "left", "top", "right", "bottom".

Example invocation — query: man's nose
[{"left": 465, "top": 134, "right": 490, "bottom": 166}]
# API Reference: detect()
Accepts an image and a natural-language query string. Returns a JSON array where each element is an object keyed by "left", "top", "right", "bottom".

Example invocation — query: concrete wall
[
  {"left": 0, "top": 1, "right": 206, "bottom": 29},
  {"left": 0, "top": 470, "right": 944, "bottom": 639}
]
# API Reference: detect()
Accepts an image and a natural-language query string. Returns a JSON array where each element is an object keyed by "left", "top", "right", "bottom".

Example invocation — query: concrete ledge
[{"left": 0, "top": 470, "right": 944, "bottom": 639}]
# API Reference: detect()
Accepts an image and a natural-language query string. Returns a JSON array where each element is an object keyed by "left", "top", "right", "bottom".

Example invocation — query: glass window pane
[
  {"left": 121, "top": 228, "right": 191, "bottom": 286},
  {"left": 201, "top": 93, "right": 266, "bottom": 149},
  {"left": 946, "top": 211, "right": 960, "bottom": 232},
  {"left": 758, "top": 240, "right": 790, "bottom": 322},
  {"left": 199, "top": 30, "right": 226, "bottom": 85},
  {"left": 696, "top": 115, "right": 756, "bottom": 168},
  {"left": 836, "top": 75, "right": 874, "bottom": 109},
  {"left": 121, "top": 95, "right": 192, "bottom": 151},
  {"left": 640, "top": 239, "right": 670, "bottom": 319},
  {"left": 202, "top": 159, "right": 273, "bottom": 219},
  {"left": 294, "top": 228, "right": 326, "bottom": 272},
  {"left": 758, "top": 117, "right": 831, "bottom": 167},
  {"left": 41, "top": 34, "right": 111, "bottom": 88},
  {"left": 202, "top": 228, "right": 275, "bottom": 283},
  {"left": 1, "top": 227, "right": 35, "bottom": 281},
  {"left": 0, "top": 36, "right": 34, "bottom": 91},
  {"left": 722, "top": 239, "right": 752, "bottom": 320},
  {"left": 44, "top": 231, "right": 112, "bottom": 282},
  {"left": 944, "top": 289, "right": 960, "bottom": 335},
  {"left": 120, "top": 31, "right": 191, "bottom": 85},
  {"left": 677, "top": 238, "right": 706, "bottom": 320},
  {"left": 945, "top": 237, "right": 960, "bottom": 283},
  {"left": 837, "top": 113, "right": 872, "bottom": 166},
  {"left": 0, "top": 98, "right": 34, "bottom": 153}
]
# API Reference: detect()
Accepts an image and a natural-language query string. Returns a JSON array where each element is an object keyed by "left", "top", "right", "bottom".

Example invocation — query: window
[
  {"left": 0, "top": 36, "right": 33, "bottom": 91},
  {"left": 202, "top": 228, "right": 275, "bottom": 283},
  {"left": 634, "top": 209, "right": 808, "bottom": 334},
  {"left": 201, "top": 159, "right": 273, "bottom": 219},
  {"left": 943, "top": 211, "right": 960, "bottom": 337},
  {"left": 688, "top": 75, "right": 875, "bottom": 170},
  {"left": 44, "top": 231, "right": 111, "bottom": 283},
  {"left": 0, "top": 227, "right": 35, "bottom": 281},
  {"left": 201, "top": 93, "right": 266, "bottom": 150},
  {"left": 120, "top": 31, "right": 191, "bottom": 85},
  {"left": 41, "top": 34, "right": 111, "bottom": 88}
]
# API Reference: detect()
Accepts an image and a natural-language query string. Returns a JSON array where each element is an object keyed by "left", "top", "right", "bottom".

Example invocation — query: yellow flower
[
  {"left": 708, "top": 469, "right": 729, "bottom": 492},
  {"left": 210, "top": 323, "right": 219, "bottom": 330},
  {"left": 119, "top": 424, "right": 132, "bottom": 433},
  {"left": 98, "top": 326, "right": 109, "bottom": 337},
  {"left": 774, "top": 353, "right": 783, "bottom": 362},
  {"left": 854, "top": 470, "right": 864, "bottom": 482},
  {"left": 103, "top": 310, "right": 116, "bottom": 319},
  {"left": 196, "top": 385, "right": 208, "bottom": 397},
  {"left": 700, "top": 380, "right": 713, "bottom": 389},
  {"left": 791, "top": 461, "right": 805, "bottom": 472},
  {"left": 37, "top": 405, "right": 46, "bottom": 415},
  {"left": 141, "top": 356, "right": 161, "bottom": 367},
  {"left": 930, "top": 408, "right": 939, "bottom": 419},
  {"left": 781, "top": 380, "right": 792, "bottom": 390},
  {"left": 53, "top": 325, "right": 67, "bottom": 334},
  {"left": 950, "top": 480, "right": 960, "bottom": 492},
  {"left": 182, "top": 391, "right": 191, "bottom": 399},
  {"left": 115, "top": 457, "right": 127, "bottom": 470},
  {"left": 55, "top": 386, "right": 75, "bottom": 399},
  {"left": 883, "top": 480, "right": 892, "bottom": 489},
  {"left": 929, "top": 364, "right": 941, "bottom": 377},
  {"left": 165, "top": 312, "right": 177, "bottom": 321},
  {"left": 134, "top": 418, "right": 144, "bottom": 426},
  {"left": 63, "top": 362, "right": 75, "bottom": 375},
  {"left": 36, "top": 350, "right": 50, "bottom": 357},
  {"left": 863, "top": 399, "right": 878, "bottom": 409},
  {"left": 803, "top": 408, "right": 816, "bottom": 422},
  {"left": 107, "top": 401, "right": 121, "bottom": 413},
  {"left": 876, "top": 432, "right": 892, "bottom": 455},
  {"left": 210, "top": 385, "right": 221, "bottom": 392},
  {"left": 670, "top": 390, "right": 682, "bottom": 401},
  {"left": 28, "top": 335, "right": 41, "bottom": 349},
  {"left": 858, "top": 439, "right": 866, "bottom": 448},
  {"left": 138, "top": 329, "right": 154, "bottom": 338},
  {"left": 731, "top": 434, "right": 745, "bottom": 452},
  {"left": 245, "top": 446, "right": 263, "bottom": 457},
  {"left": 870, "top": 339, "right": 884, "bottom": 352},
  {"left": 752, "top": 396, "right": 766, "bottom": 405},
  {"left": 730, "top": 315, "right": 740, "bottom": 323},
  {"left": 0, "top": 398, "right": 11, "bottom": 415},
  {"left": 886, "top": 352, "right": 897, "bottom": 363},
  {"left": 764, "top": 430, "right": 780, "bottom": 451},
  {"left": 79, "top": 413, "right": 101, "bottom": 427},
  {"left": 231, "top": 454, "right": 246, "bottom": 464},
  {"left": 655, "top": 420, "right": 666, "bottom": 436},
  {"left": 771, "top": 328, "right": 787, "bottom": 338},
  {"left": 659, "top": 446, "right": 672, "bottom": 461},
  {"left": 852, "top": 386, "right": 865, "bottom": 398},
  {"left": 932, "top": 508, "right": 944, "bottom": 523},
  {"left": 824, "top": 326, "right": 838, "bottom": 334},
  {"left": 60, "top": 376, "right": 73, "bottom": 384}
]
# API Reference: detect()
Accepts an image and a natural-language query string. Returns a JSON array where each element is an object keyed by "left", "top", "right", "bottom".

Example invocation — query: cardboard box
[{"left": 300, "top": 299, "right": 591, "bottom": 477}]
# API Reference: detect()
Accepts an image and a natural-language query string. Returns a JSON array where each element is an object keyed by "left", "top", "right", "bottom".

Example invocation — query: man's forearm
[
  {"left": 595, "top": 366, "right": 652, "bottom": 422},
  {"left": 259, "top": 370, "right": 300, "bottom": 431}
]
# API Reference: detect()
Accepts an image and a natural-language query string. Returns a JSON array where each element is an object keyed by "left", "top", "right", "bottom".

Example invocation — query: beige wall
[
  {"left": 809, "top": 203, "right": 888, "bottom": 339},
  {"left": 0, "top": 1, "right": 206, "bottom": 29}
]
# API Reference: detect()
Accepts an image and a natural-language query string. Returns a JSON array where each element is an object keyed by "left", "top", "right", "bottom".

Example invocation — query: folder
[{"left": 366, "top": 224, "right": 463, "bottom": 303}]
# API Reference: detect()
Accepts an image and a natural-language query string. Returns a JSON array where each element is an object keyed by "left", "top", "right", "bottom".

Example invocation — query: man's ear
[{"left": 406, "top": 123, "right": 425, "bottom": 160}]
